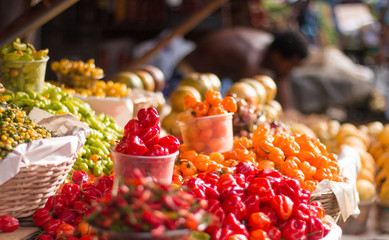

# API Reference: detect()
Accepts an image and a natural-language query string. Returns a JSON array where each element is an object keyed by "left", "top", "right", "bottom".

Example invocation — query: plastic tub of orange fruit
[{"left": 178, "top": 113, "right": 233, "bottom": 154}]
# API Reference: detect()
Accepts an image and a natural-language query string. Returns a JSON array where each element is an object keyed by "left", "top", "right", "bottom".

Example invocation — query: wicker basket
[
  {"left": 0, "top": 155, "right": 76, "bottom": 219},
  {"left": 310, "top": 190, "right": 341, "bottom": 222}
]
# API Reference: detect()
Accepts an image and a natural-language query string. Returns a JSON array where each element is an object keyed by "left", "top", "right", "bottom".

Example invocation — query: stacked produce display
[{"left": 0, "top": 36, "right": 386, "bottom": 240}]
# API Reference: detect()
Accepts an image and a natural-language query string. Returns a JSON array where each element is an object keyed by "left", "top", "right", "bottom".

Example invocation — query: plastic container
[
  {"left": 110, "top": 146, "right": 179, "bottom": 185},
  {"left": 178, "top": 113, "right": 233, "bottom": 154},
  {"left": 0, "top": 56, "right": 49, "bottom": 93},
  {"left": 93, "top": 227, "right": 190, "bottom": 240},
  {"left": 56, "top": 72, "right": 103, "bottom": 89},
  {"left": 338, "top": 198, "right": 375, "bottom": 234}
]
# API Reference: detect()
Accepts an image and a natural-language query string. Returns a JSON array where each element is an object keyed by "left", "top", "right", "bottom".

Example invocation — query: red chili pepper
[
  {"left": 276, "top": 178, "right": 302, "bottom": 203},
  {"left": 282, "top": 218, "right": 307, "bottom": 240},
  {"left": 206, "top": 199, "right": 225, "bottom": 226},
  {"left": 124, "top": 119, "right": 142, "bottom": 137},
  {"left": 60, "top": 183, "right": 81, "bottom": 207},
  {"left": 33, "top": 208, "right": 53, "bottom": 227},
  {"left": 296, "top": 189, "right": 311, "bottom": 205},
  {"left": 123, "top": 135, "right": 148, "bottom": 156},
  {"left": 248, "top": 212, "right": 271, "bottom": 231},
  {"left": 292, "top": 203, "right": 312, "bottom": 221},
  {"left": 93, "top": 175, "right": 114, "bottom": 193},
  {"left": 185, "top": 178, "right": 206, "bottom": 199},
  {"left": 144, "top": 144, "right": 169, "bottom": 156},
  {"left": 235, "top": 161, "right": 257, "bottom": 179},
  {"left": 307, "top": 217, "right": 325, "bottom": 240},
  {"left": 79, "top": 236, "right": 93, "bottom": 240},
  {"left": 246, "top": 177, "right": 275, "bottom": 202},
  {"left": 204, "top": 172, "right": 220, "bottom": 186},
  {"left": 206, "top": 225, "right": 222, "bottom": 240},
  {"left": 250, "top": 229, "right": 271, "bottom": 240},
  {"left": 267, "top": 225, "right": 282, "bottom": 240},
  {"left": 220, "top": 227, "right": 234, "bottom": 240},
  {"left": 255, "top": 169, "right": 282, "bottom": 189},
  {"left": 309, "top": 201, "right": 325, "bottom": 219},
  {"left": 71, "top": 170, "right": 89, "bottom": 185},
  {"left": 55, "top": 222, "right": 77, "bottom": 237},
  {"left": 204, "top": 184, "right": 220, "bottom": 200},
  {"left": 224, "top": 213, "right": 249, "bottom": 236},
  {"left": 73, "top": 201, "right": 89, "bottom": 215},
  {"left": 260, "top": 206, "right": 279, "bottom": 226},
  {"left": 137, "top": 107, "right": 160, "bottom": 128},
  {"left": 220, "top": 185, "right": 245, "bottom": 201},
  {"left": 37, "top": 234, "right": 54, "bottom": 240},
  {"left": 270, "top": 194, "right": 294, "bottom": 221},
  {"left": 222, "top": 195, "right": 247, "bottom": 221},
  {"left": 139, "top": 126, "right": 160, "bottom": 147},
  {"left": 73, "top": 215, "right": 84, "bottom": 227},
  {"left": 242, "top": 194, "right": 260, "bottom": 219},
  {"left": 57, "top": 209, "right": 78, "bottom": 225},
  {"left": 218, "top": 173, "right": 238, "bottom": 190},
  {"left": 44, "top": 195, "right": 65, "bottom": 216},
  {"left": 233, "top": 173, "right": 247, "bottom": 188},
  {"left": 158, "top": 135, "right": 180, "bottom": 154},
  {"left": 0, "top": 215, "right": 19, "bottom": 233},
  {"left": 43, "top": 219, "right": 64, "bottom": 237}
]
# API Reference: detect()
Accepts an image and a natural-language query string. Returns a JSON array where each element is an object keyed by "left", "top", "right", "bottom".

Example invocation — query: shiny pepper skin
[
  {"left": 124, "top": 119, "right": 142, "bottom": 137},
  {"left": 55, "top": 222, "right": 77, "bottom": 237},
  {"left": 123, "top": 135, "right": 148, "bottom": 156},
  {"left": 144, "top": 144, "right": 169, "bottom": 156},
  {"left": 282, "top": 218, "right": 307, "bottom": 240},
  {"left": 224, "top": 213, "right": 249, "bottom": 236},
  {"left": 270, "top": 194, "right": 294, "bottom": 221},
  {"left": 0, "top": 215, "right": 19, "bottom": 232},
  {"left": 137, "top": 107, "right": 160, "bottom": 128},
  {"left": 44, "top": 195, "right": 65, "bottom": 216},
  {"left": 222, "top": 195, "right": 247, "bottom": 221},
  {"left": 158, "top": 135, "right": 180, "bottom": 154},
  {"left": 33, "top": 208, "right": 54, "bottom": 227},
  {"left": 43, "top": 219, "right": 64, "bottom": 237},
  {"left": 60, "top": 183, "right": 81, "bottom": 207},
  {"left": 306, "top": 217, "right": 325, "bottom": 240},
  {"left": 139, "top": 126, "right": 160, "bottom": 147},
  {"left": 71, "top": 170, "right": 89, "bottom": 185}
]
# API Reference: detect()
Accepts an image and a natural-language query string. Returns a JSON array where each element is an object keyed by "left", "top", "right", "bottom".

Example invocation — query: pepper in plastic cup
[
  {"left": 110, "top": 145, "right": 178, "bottom": 185},
  {"left": 0, "top": 56, "right": 49, "bottom": 93},
  {"left": 178, "top": 113, "right": 234, "bottom": 154}
]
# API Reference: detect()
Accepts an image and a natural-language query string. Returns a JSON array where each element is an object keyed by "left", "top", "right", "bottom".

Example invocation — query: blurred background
[{"left": 1, "top": 0, "right": 389, "bottom": 124}]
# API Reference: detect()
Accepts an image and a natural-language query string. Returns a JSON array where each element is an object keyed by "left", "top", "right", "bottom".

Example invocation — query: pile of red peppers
[{"left": 183, "top": 161, "right": 332, "bottom": 240}]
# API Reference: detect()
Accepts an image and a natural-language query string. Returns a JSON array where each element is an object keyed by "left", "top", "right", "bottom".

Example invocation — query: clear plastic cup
[
  {"left": 0, "top": 56, "right": 49, "bottom": 93},
  {"left": 110, "top": 146, "right": 178, "bottom": 185},
  {"left": 178, "top": 113, "right": 234, "bottom": 154}
]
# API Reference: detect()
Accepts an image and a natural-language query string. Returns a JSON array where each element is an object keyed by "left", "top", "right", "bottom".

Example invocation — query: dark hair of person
[{"left": 269, "top": 31, "right": 309, "bottom": 59}]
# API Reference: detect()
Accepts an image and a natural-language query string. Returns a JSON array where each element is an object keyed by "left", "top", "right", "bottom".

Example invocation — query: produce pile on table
[
  {"left": 0, "top": 83, "right": 122, "bottom": 179},
  {"left": 0, "top": 38, "right": 363, "bottom": 239},
  {"left": 0, "top": 101, "right": 51, "bottom": 161}
]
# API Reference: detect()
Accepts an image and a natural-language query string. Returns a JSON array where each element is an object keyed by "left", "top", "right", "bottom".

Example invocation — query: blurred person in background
[{"left": 178, "top": 27, "right": 309, "bottom": 110}]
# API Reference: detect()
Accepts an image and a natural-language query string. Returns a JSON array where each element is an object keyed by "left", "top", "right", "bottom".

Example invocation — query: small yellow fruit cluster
[
  {"left": 51, "top": 58, "right": 104, "bottom": 78},
  {"left": 61, "top": 80, "right": 130, "bottom": 98}
]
